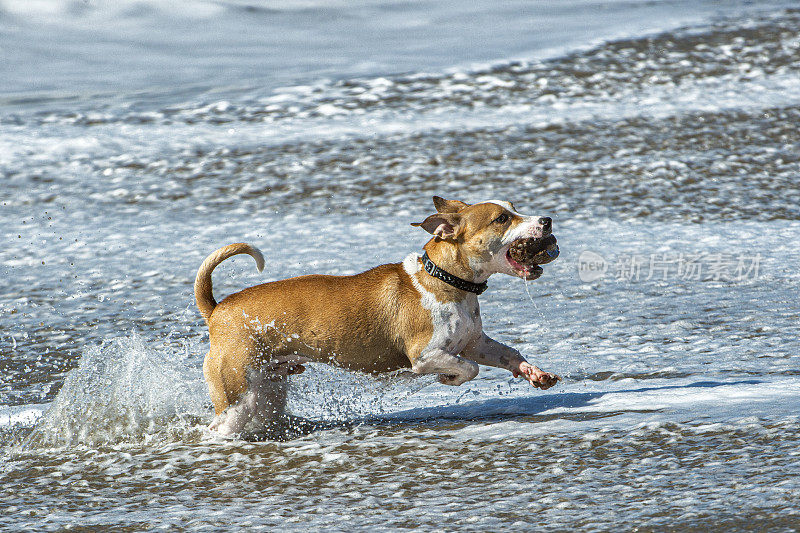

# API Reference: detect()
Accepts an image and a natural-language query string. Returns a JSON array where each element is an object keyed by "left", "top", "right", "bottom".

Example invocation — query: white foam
[
  {"left": 4, "top": 70, "right": 799, "bottom": 172},
  {"left": 0, "top": 404, "right": 46, "bottom": 428}
]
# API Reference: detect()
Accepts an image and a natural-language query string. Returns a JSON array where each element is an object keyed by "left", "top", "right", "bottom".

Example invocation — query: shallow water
[{"left": 2, "top": 1, "right": 800, "bottom": 530}]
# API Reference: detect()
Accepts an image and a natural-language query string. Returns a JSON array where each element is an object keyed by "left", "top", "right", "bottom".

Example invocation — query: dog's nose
[{"left": 539, "top": 217, "right": 552, "bottom": 231}]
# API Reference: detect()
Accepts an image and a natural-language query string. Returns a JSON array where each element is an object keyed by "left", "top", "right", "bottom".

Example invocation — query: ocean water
[{"left": 2, "top": 0, "right": 800, "bottom": 530}]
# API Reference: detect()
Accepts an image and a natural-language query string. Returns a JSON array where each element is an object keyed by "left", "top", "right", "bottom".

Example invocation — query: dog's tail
[{"left": 194, "top": 242, "right": 265, "bottom": 323}]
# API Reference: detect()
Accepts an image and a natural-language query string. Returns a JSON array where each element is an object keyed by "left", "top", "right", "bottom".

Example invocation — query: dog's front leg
[
  {"left": 461, "top": 333, "right": 559, "bottom": 389},
  {"left": 412, "top": 348, "right": 479, "bottom": 386}
]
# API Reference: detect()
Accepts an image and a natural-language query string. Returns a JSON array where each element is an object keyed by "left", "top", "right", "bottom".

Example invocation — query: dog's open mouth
[{"left": 506, "top": 235, "right": 559, "bottom": 280}]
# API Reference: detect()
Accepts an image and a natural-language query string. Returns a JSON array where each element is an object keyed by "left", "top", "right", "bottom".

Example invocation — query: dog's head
[{"left": 412, "top": 196, "right": 559, "bottom": 281}]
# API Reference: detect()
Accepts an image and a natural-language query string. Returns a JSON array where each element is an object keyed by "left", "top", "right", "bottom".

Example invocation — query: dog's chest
[{"left": 403, "top": 252, "right": 482, "bottom": 353}]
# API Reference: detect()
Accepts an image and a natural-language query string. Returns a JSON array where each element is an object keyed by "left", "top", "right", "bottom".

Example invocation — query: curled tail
[{"left": 194, "top": 242, "right": 265, "bottom": 322}]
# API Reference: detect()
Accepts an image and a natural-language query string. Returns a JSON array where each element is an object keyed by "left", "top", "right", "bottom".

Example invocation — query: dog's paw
[
  {"left": 438, "top": 373, "right": 460, "bottom": 386},
  {"left": 438, "top": 371, "right": 477, "bottom": 386},
  {"left": 513, "top": 362, "right": 560, "bottom": 389}
]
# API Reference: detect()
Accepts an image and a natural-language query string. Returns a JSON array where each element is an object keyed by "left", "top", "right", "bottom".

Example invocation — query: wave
[
  {"left": 2, "top": 1, "right": 796, "bottom": 111},
  {"left": 10, "top": 332, "right": 435, "bottom": 448},
  {"left": 0, "top": 0, "right": 391, "bottom": 22},
  {"left": 5, "top": 7, "right": 800, "bottom": 131},
  {"left": 20, "top": 335, "right": 208, "bottom": 448},
  {"left": 0, "top": 0, "right": 225, "bottom": 22}
]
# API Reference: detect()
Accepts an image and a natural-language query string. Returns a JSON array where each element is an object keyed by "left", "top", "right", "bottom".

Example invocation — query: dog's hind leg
[
  {"left": 204, "top": 340, "right": 259, "bottom": 435},
  {"left": 204, "top": 326, "right": 308, "bottom": 436},
  {"left": 203, "top": 350, "right": 230, "bottom": 416},
  {"left": 247, "top": 366, "right": 289, "bottom": 430},
  {"left": 207, "top": 363, "right": 291, "bottom": 436}
]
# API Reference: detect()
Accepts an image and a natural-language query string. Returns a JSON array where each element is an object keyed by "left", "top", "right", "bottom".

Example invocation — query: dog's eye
[{"left": 493, "top": 213, "right": 509, "bottom": 224}]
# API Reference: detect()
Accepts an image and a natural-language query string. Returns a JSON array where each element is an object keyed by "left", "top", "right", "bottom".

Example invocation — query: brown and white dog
[{"left": 195, "top": 197, "right": 560, "bottom": 435}]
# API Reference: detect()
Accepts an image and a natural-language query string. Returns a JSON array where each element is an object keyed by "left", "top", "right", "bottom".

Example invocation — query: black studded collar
[{"left": 420, "top": 252, "right": 488, "bottom": 295}]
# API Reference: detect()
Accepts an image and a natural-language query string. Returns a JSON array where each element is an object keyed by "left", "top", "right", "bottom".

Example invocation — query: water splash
[
  {"left": 17, "top": 332, "right": 437, "bottom": 447},
  {"left": 288, "top": 364, "right": 434, "bottom": 422},
  {"left": 24, "top": 334, "right": 209, "bottom": 448}
]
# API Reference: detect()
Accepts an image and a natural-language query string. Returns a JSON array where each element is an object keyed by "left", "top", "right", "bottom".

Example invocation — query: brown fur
[
  {"left": 196, "top": 199, "right": 559, "bottom": 422},
  {"left": 199, "top": 260, "right": 434, "bottom": 414}
]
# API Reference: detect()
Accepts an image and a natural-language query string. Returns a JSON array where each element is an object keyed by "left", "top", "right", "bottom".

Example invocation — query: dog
[{"left": 195, "top": 196, "right": 560, "bottom": 434}]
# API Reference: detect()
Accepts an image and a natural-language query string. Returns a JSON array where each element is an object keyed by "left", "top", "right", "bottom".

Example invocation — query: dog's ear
[
  {"left": 432, "top": 196, "right": 469, "bottom": 213},
  {"left": 411, "top": 212, "right": 462, "bottom": 241}
]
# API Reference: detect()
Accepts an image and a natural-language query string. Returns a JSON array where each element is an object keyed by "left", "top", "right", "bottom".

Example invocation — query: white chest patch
[{"left": 403, "top": 253, "right": 482, "bottom": 354}]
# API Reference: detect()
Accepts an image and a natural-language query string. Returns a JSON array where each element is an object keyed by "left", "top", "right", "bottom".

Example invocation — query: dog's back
[{"left": 208, "top": 263, "right": 426, "bottom": 374}]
